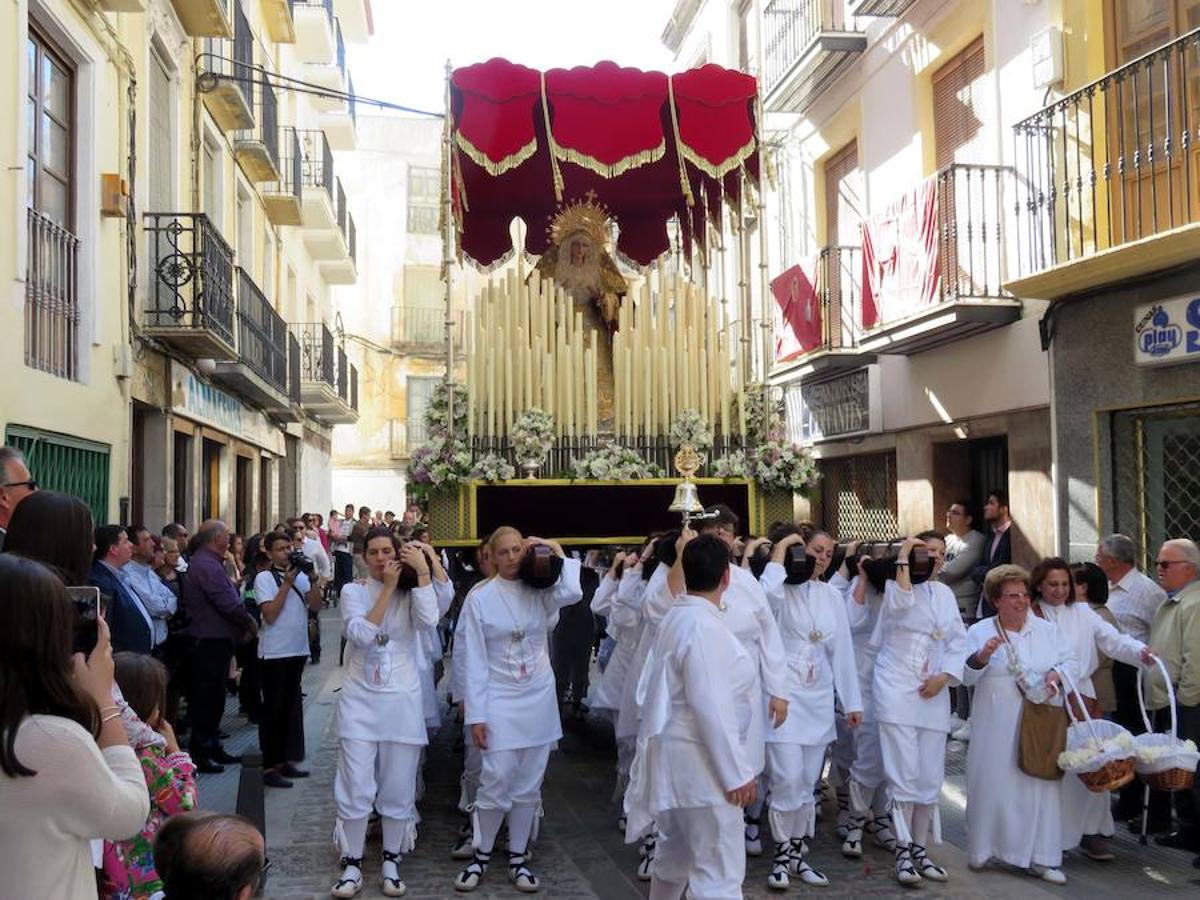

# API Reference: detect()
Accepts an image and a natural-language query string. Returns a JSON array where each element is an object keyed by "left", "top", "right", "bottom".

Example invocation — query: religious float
[{"left": 414, "top": 58, "right": 819, "bottom": 545}]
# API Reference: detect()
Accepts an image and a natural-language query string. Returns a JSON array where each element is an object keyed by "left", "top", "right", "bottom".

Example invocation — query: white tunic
[
  {"left": 592, "top": 569, "right": 642, "bottom": 712},
  {"left": 418, "top": 576, "right": 454, "bottom": 725},
  {"left": 844, "top": 575, "right": 884, "bottom": 719},
  {"left": 616, "top": 564, "right": 673, "bottom": 740},
  {"left": 760, "top": 563, "right": 862, "bottom": 746},
  {"left": 625, "top": 596, "right": 758, "bottom": 839},
  {"left": 337, "top": 580, "right": 440, "bottom": 743},
  {"left": 460, "top": 559, "right": 583, "bottom": 752},
  {"left": 963, "top": 615, "right": 1076, "bottom": 869},
  {"left": 1034, "top": 601, "right": 1144, "bottom": 699},
  {"left": 871, "top": 580, "right": 968, "bottom": 733}
]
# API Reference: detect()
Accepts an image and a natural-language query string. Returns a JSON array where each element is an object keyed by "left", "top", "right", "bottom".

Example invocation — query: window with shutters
[
  {"left": 407, "top": 165, "right": 439, "bottom": 234},
  {"left": 27, "top": 26, "right": 73, "bottom": 226},
  {"left": 1113, "top": 1, "right": 1200, "bottom": 63},
  {"left": 932, "top": 37, "right": 987, "bottom": 169},
  {"left": 6, "top": 425, "right": 110, "bottom": 526},
  {"left": 823, "top": 141, "right": 862, "bottom": 245},
  {"left": 147, "top": 48, "right": 173, "bottom": 214},
  {"left": 406, "top": 376, "right": 440, "bottom": 448}
]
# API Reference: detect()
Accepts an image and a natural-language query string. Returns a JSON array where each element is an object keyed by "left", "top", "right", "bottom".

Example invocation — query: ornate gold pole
[
  {"left": 442, "top": 60, "right": 456, "bottom": 437},
  {"left": 668, "top": 442, "right": 704, "bottom": 528}
]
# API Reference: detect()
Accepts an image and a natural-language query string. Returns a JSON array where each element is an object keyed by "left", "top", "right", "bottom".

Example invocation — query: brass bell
[{"left": 669, "top": 480, "right": 704, "bottom": 514}]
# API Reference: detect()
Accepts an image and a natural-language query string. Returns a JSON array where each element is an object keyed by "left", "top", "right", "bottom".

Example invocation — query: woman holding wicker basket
[
  {"left": 1029, "top": 558, "right": 1155, "bottom": 864},
  {"left": 962, "top": 564, "right": 1077, "bottom": 884}
]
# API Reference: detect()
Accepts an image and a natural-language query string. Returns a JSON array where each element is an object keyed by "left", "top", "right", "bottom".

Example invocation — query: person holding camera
[
  {"left": 254, "top": 533, "right": 323, "bottom": 789},
  {"left": 872, "top": 532, "right": 968, "bottom": 886},
  {"left": 453, "top": 528, "right": 582, "bottom": 894},
  {"left": 332, "top": 528, "right": 440, "bottom": 899},
  {"left": 756, "top": 529, "right": 863, "bottom": 890}
]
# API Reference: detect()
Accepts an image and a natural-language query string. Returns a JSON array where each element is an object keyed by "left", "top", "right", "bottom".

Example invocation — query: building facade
[{"left": 3, "top": 0, "right": 369, "bottom": 531}]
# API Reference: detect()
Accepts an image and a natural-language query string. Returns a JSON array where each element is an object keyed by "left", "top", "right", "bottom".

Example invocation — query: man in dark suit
[
  {"left": 971, "top": 488, "right": 1013, "bottom": 618},
  {"left": 89, "top": 524, "right": 154, "bottom": 655}
]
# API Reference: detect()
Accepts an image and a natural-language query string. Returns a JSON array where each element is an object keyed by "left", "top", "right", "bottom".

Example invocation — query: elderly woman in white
[
  {"left": 872, "top": 532, "right": 968, "bottom": 886},
  {"left": 454, "top": 528, "right": 582, "bottom": 894},
  {"left": 963, "top": 565, "right": 1076, "bottom": 885},
  {"left": 1029, "top": 558, "right": 1153, "bottom": 863},
  {"left": 758, "top": 531, "right": 863, "bottom": 890},
  {"left": 332, "top": 528, "right": 440, "bottom": 898}
]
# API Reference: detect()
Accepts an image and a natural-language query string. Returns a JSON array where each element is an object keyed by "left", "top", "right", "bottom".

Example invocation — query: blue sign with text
[{"left": 1134, "top": 296, "right": 1200, "bottom": 367}]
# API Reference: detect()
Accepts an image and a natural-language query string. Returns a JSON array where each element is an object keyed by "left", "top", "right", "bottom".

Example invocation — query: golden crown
[{"left": 547, "top": 191, "right": 612, "bottom": 249}]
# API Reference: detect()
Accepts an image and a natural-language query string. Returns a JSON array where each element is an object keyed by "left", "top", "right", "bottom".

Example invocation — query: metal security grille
[
  {"left": 817, "top": 450, "right": 898, "bottom": 540},
  {"left": 5, "top": 425, "right": 110, "bottom": 525},
  {"left": 1112, "top": 401, "right": 1200, "bottom": 568}
]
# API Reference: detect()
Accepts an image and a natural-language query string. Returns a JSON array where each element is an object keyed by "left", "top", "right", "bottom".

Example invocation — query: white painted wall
[{"left": 332, "top": 467, "right": 408, "bottom": 514}]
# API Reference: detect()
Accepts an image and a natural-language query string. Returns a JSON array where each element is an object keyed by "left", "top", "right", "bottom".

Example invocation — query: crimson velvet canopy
[{"left": 450, "top": 58, "right": 761, "bottom": 268}]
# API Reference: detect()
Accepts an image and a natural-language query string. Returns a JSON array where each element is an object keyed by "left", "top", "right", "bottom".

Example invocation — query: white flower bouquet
[
  {"left": 510, "top": 408, "right": 556, "bottom": 466},
  {"left": 570, "top": 442, "right": 664, "bottom": 481},
  {"left": 711, "top": 449, "right": 750, "bottom": 479},
  {"left": 470, "top": 452, "right": 515, "bottom": 483},
  {"left": 1058, "top": 731, "right": 1135, "bottom": 772},
  {"left": 668, "top": 409, "right": 714, "bottom": 455},
  {"left": 752, "top": 439, "right": 821, "bottom": 495},
  {"left": 407, "top": 436, "right": 472, "bottom": 497}
]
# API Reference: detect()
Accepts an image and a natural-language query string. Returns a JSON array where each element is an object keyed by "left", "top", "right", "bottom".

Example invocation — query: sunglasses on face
[{"left": 1, "top": 479, "right": 37, "bottom": 491}]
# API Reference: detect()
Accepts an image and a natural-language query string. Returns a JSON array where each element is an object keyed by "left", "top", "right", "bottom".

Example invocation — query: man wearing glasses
[
  {"left": 0, "top": 446, "right": 37, "bottom": 553},
  {"left": 1145, "top": 539, "right": 1200, "bottom": 858}
]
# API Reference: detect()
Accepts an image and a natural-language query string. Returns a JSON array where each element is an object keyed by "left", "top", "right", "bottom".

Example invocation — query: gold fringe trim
[
  {"left": 452, "top": 148, "right": 469, "bottom": 213},
  {"left": 455, "top": 131, "right": 538, "bottom": 177},
  {"left": 679, "top": 134, "right": 757, "bottom": 183},
  {"left": 667, "top": 76, "right": 696, "bottom": 207},
  {"left": 553, "top": 140, "right": 667, "bottom": 179},
  {"left": 540, "top": 72, "right": 565, "bottom": 203}
]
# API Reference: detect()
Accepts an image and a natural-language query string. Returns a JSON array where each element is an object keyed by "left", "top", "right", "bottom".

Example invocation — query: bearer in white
[
  {"left": 332, "top": 528, "right": 440, "bottom": 899},
  {"left": 625, "top": 532, "right": 760, "bottom": 900},
  {"left": 872, "top": 533, "right": 968, "bottom": 886},
  {"left": 453, "top": 528, "right": 582, "bottom": 894},
  {"left": 759, "top": 532, "right": 862, "bottom": 890}
]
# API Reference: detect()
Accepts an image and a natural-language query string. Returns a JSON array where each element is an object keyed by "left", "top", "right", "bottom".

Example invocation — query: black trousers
[
  {"left": 236, "top": 638, "right": 262, "bottom": 718},
  {"left": 185, "top": 637, "right": 235, "bottom": 757},
  {"left": 259, "top": 655, "right": 307, "bottom": 770},
  {"left": 333, "top": 551, "right": 354, "bottom": 593},
  {"left": 1161, "top": 702, "right": 1200, "bottom": 834}
]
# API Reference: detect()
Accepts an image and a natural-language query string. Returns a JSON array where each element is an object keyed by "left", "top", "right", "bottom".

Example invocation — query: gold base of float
[{"left": 427, "top": 477, "right": 794, "bottom": 547}]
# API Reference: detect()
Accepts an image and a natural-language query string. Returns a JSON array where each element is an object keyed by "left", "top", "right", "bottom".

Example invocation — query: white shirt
[
  {"left": 254, "top": 569, "right": 313, "bottom": 659},
  {"left": 330, "top": 521, "right": 351, "bottom": 552},
  {"left": 300, "top": 537, "right": 332, "bottom": 580},
  {"left": 102, "top": 561, "right": 156, "bottom": 639},
  {"left": 123, "top": 559, "right": 178, "bottom": 646},
  {"left": 1034, "top": 600, "right": 1145, "bottom": 698},
  {"left": 1107, "top": 567, "right": 1167, "bottom": 643}
]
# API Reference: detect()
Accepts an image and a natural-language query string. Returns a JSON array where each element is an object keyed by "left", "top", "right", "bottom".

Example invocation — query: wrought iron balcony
[
  {"left": 233, "top": 77, "right": 280, "bottom": 182},
  {"left": 168, "top": 0, "right": 231, "bottom": 37},
  {"left": 289, "top": 321, "right": 357, "bottom": 423},
  {"left": 318, "top": 179, "right": 358, "bottom": 282},
  {"left": 212, "top": 268, "right": 295, "bottom": 417},
  {"left": 288, "top": 331, "right": 302, "bottom": 406},
  {"left": 143, "top": 212, "right": 237, "bottom": 360},
  {"left": 391, "top": 306, "right": 464, "bottom": 356},
  {"left": 334, "top": 0, "right": 371, "bottom": 42},
  {"left": 262, "top": 0, "right": 295, "bottom": 43},
  {"left": 299, "top": 129, "right": 336, "bottom": 230},
  {"left": 25, "top": 208, "right": 81, "bottom": 382},
  {"left": 848, "top": 0, "right": 915, "bottom": 16},
  {"left": 763, "top": 0, "right": 866, "bottom": 114},
  {"left": 293, "top": 0, "right": 336, "bottom": 65},
  {"left": 322, "top": 69, "right": 358, "bottom": 151},
  {"left": 263, "top": 127, "right": 303, "bottom": 226},
  {"left": 200, "top": 1, "right": 254, "bottom": 131},
  {"left": 857, "top": 163, "right": 1021, "bottom": 355},
  {"left": 1011, "top": 28, "right": 1200, "bottom": 297}
]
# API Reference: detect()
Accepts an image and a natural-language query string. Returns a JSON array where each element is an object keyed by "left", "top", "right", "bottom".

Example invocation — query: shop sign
[
  {"left": 170, "top": 362, "right": 285, "bottom": 455},
  {"left": 1134, "top": 296, "right": 1200, "bottom": 367},
  {"left": 787, "top": 366, "right": 881, "bottom": 443}
]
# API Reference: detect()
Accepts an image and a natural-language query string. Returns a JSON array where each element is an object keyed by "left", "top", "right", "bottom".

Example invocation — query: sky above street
[{"left": 351, "top": 0, "right": 679, "bottom": 116}]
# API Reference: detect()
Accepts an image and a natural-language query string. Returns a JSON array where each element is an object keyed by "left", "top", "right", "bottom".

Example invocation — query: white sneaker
[
  {"left": 381, "top": 851, "right": 406, "bottom": 897},
  {"left": 331, "top": 858, "right": 363, "bottom": 898},
  {"left": 951, "top": 721, "right": 971, "bottom": 742},
  {"left": 1030, "top": 866, "right": 1067, "bottom": 885}
]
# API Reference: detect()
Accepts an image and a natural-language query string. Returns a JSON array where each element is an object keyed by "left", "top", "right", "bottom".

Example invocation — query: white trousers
[
  {"left": 651, "top": 804, "right": 745, "bottom": 900},
  {"left": 458, "top": 732, "right": 482, "bottom": 814},
  {"left": 766, "top": 743, "right": 826, "bottom": 841},
  {"left": 879, "top": 723, "right": 945, "bottom": 846},
  {"left": 472, "top": 743, "right": 553, "bottom": 854},
  {"left": 334, "top": 739, "right": 422, "bottom": 855}
]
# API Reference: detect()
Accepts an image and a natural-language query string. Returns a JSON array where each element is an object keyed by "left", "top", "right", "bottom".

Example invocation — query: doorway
[
  {"left": 172, "top": 431, "right": 192, "bottom": 526},
  {"left": 201, "top": 438, "right": 222, "bottom": 522}
]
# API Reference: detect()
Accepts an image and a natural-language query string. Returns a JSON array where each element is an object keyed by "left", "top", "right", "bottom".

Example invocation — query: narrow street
[{"left": 195, "top": 612, "right": 1200, "bottom": 899}]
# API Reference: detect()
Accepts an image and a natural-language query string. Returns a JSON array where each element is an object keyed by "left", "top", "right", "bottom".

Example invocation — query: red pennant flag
[{"left": 772, "top": 259, "right": 822, "bottom": 362}]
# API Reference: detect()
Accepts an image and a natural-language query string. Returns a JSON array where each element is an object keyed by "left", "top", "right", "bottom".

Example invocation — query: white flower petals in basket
[
  {"left": 1058, "top": 668, "right": 1136, "bottom": 792},
  {"left": 1135, "top": 657, "right": 1200, "bottom": 790}
]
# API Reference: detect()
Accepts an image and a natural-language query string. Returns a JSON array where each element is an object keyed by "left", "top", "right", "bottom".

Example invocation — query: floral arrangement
[
  {"left": 1135, "top": 738, "right": 1197, "bottom": 764},
  {"left": 511, "top": 408, "right": 556, "bottom": 464},
  {"left": 711, "top": 449, "right": 750, "bottom": 479},
  {"left": 470, "top": 452, "right": 515, "bottom": 483},
  {"left": 424, "top": 379, "right": 469, "bottom": 439},
  {"left": 668, "top": 408, "right": 714, "bottom": 455},
  {"left": 738, "top": 382, "right": 786, "bottom": 446},
  {"left": 407, "top": 435, "right": 472, "bottom": 498},
  {"left": 569, "top": 441, "right": 664, "bottom": 481},
  {"left": 1058, "top": 731, "right": 1135, "bottom": 771},
  {"left": 752, "top": 439, "right": 820, "bottom": 495}
]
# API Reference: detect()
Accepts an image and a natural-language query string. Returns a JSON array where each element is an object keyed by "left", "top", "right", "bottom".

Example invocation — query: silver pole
[{"left": 442, "top": 60, "right": 455, "bottom": 435}]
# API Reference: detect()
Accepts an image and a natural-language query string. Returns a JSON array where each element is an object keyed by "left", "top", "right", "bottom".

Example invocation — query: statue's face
[{"left": 568, "top": 236, "right": 590, "bottom": 267}]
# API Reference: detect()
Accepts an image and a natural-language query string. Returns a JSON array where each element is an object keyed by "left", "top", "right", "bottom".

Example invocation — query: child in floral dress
[{"left": 102, "top": 653, "right": 198, "bottom": 900}]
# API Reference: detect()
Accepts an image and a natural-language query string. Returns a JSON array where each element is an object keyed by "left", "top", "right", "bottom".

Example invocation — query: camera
[{"left": 287, "top": 549, "right": 315, "bottom": 576}]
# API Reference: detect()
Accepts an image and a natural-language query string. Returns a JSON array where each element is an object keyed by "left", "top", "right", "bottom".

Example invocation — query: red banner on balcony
[
  {"left": 861, "top": 176, "right": 940, "bottom": 328},
  {"left": 772, "top": 259, "right": 821, "bottom": 362}
]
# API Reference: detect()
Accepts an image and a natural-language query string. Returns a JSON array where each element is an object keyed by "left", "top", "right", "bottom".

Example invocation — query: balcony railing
[
  {"left": 350, "top": 363, "right": 358, "bottom": 411},
  {"left": 236, "top": 267, "right": 288, "bottom": 395},
  {"left": 391, "top": 306, "right": 464, "bottom": 351},
  {"left": 337, "top": 345, "right": 349, "bottom": 402},
  {"left": 300, "top": 128, "right": 334, "bottom": 199},
  {"left": 762, "top": 0, "right": 865, "bottom": 112},
  {"left": 1013, "top": 28, "right": 1200, "bottom": 278},
  {"left": 232, "top": 77, "right": 279, "bottom": 181},
  {"left": 334, "top": 17, "right": 346, "bottom": 75},
  {"left": 288, "top": 331, "right": 302, "bottom": 405},
  {"left": 25, "top": 208, "right": 80, "bottom": 381},
  {"left": 144, "top": 212, "right": 236, "bottom": 351},
  {"left": 814, "top": 245, "right": 863, "bottom": 353},
  {"left": 935, "top": 163, "right": 1012, "bottom": 302},
  {"left": 294, "top": 0, "right": 333, "bottom": 26},
  {"left": 263, "top": 127, "right": 303, "bottom": 225},
  {"left": 291, "top": 321, "right": 336, "bottom": 386},
  {"left": 201, "top": 1, "right": 254, "bottom": 130}
]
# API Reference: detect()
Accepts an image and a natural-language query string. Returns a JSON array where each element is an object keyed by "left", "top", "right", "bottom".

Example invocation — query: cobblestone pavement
[{"left": 197, "top": 612, "right": 1200, "bottom": 898}]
